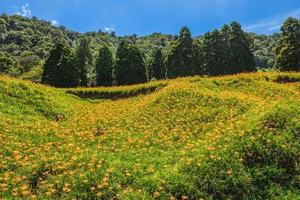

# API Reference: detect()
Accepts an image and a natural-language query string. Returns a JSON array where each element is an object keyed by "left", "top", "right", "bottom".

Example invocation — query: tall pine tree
[
  {"left": 95, "top": 45, "right": 114, "bottom": 86},
  {"left": 227, "top": 21, "right": 256, "bottom": 73},
  {"left": 42, "top": 43, "right": 79, "bottom": 88},
  {"left": 191, "top": 39, "right": 203, "bottom": 75},
  {"left": 202, "top": 30, "right": 225, "bottom": 76},
  {"left": 166, "top": 26, "right": 193, "bottom": 78},
  {"left": 75, "top": 37, "right": 92, "bottom": 86},
  {"left": 220, "top": 24, "right": 231, "bottom": 74},
  {"left": 275, "top": 17, "right": 300, "bottom": 71},
  {"left": 42, "top": 42, "right": 65, "bottom": 86},
  {"left": 56, "top": 46, "right": 78, "bottom": 88},
  {"left": 114, "top": 40, "right": 147, "bottom": 85},
  {"left": 149, "top": 48, "right": 165, "bottom": 80}
]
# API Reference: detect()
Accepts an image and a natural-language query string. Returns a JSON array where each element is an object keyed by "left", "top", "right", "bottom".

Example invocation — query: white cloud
[
  {"left": 103, "top": 27, "right": 115, "bottom": 33},
  {"left": 244, "top": 8, "right": 300, "bottom": 34},
  {"left": 16, "top": 3, "right": 32, "bottom": 17},
  {"left": 51, "top": 20, "right": 59, "bottom": 26}
]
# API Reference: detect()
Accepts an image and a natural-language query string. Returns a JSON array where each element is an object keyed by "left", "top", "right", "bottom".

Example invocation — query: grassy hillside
[{"left": 0, "top": 72, "right": 299, "bottom": 199}]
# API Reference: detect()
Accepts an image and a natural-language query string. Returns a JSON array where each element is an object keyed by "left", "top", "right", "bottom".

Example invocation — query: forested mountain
[
  {"left": 0, "top": 14, "right": 287, "bottom": 84},
  {"left": 0, "top": 14, "right": 173, "bottom": 80}
]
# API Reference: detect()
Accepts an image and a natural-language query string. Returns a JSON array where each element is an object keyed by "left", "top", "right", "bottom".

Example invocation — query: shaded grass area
[
  {"left": 65, "top": 82, "right": 167, "bottom": 100},
  {"left": 272, "top": 73, "right": 300, "bottom": 83},
  {"left": 0, "top": 72, "right": 299, "bottom": 199}
]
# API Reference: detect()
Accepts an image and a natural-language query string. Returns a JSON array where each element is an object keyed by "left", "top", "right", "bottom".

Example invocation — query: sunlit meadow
[{"left": 0, "top": 72, "right": 299, "bottom": 199}]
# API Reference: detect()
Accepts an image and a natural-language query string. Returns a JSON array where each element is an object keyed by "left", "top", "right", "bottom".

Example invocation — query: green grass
[
  {"left": 65, "top": 81, "right": 167, "bottom": 100},
  {"left": 0, "top": 72, "right": 299, "bottom": 199}
]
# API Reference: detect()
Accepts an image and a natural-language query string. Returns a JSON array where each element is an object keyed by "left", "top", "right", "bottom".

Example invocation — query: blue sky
[{"left": 1, "top": 0, "right": 300, "bottom": 36}]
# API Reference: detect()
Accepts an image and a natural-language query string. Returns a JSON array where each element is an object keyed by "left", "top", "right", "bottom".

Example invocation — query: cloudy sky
[{"left": 1, "top": 0, "right": 300, "bottom": 36}]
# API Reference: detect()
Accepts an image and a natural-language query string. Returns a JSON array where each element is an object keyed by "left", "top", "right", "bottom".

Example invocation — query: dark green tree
[
  {"left": 75, "top": 37, "right": 92, "bottom": 86},
  {"left": 275, "top": 17, "right": 300, "bottom": 71},
  {"left": 166, "top": 26, "right": 193, "bottom": 78},
  {"left": 42, "top": 43, "right": 79, "bottom": 87},
  {"left": 41, "top": 42, "right": 65, "bottom": 86},
  {"left": 227, "top": 21, "right": 256, "bottom": 73},
  {"left": 220, "top": 24, "right": 231, "bottom": 74},
  {"left": 18, "top": 51, "right": 40, "bottom": 73},
  {"left": 149, "top": 48, "right": 165, "bottom": 80},
  {"left": 202, "top": 30, "right": 225, "bottom": 76},
  {"left": 56, "top": 46, "right": 79, "bottom": 88},
  {"left": 128, "top": 45, "right": 147, "bottom": 84},
  {"left": 191, "top": 39, "right": 203, "bottom": 75},
  {"left": 114, "top": 40, "right": 147, "bottom": 85},
  {"left": 0, "top": 52, "right": 14, "bottom": 73},
  {"left": 95, "top": 45, "right": 114, "bottom": 86}
]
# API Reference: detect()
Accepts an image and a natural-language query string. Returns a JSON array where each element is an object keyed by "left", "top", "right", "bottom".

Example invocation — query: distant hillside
[
  {"left": 0, "top": 14, "right": 279, "bottom": 81},
  {"left": 0, "top": 14, "right": 174, "bottom": 77}
]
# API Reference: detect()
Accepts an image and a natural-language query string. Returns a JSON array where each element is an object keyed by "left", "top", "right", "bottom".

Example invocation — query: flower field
[{"left": 0, "top": 72, "right": 299, "bottom": 199}]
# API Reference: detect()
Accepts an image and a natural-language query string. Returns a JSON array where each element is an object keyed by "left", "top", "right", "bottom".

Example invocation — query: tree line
[{"left": 41, "top": 17, "right": 300, "bottom": 87}]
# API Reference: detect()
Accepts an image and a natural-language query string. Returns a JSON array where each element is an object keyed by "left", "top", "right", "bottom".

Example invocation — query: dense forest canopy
[
  {"left": 0, "top": 14, "right": 173, "bottom": 81},
  {"left": 0, "top": 14, "right": 298, "bottom": 87}
]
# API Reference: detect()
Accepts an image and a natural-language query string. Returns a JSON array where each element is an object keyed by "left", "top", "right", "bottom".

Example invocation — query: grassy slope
[{"left": 0, "top": 72, "right": 299, "bottom": 199}]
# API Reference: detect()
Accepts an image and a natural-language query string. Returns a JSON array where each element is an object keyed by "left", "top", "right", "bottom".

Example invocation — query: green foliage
[
  {"left": 74, "top": 37, "right": 93, "bottom": 86},
  {"left": 275, "top": 17, "right": 300, "bottom": 71},
  {"left": 42, "top": 43, "right": 79, "bottom": 88},
  {"left": 114, "top": 40, "right": 147, "bottom": 85},
  {"left": 250, "top": 33, "right": 279, "bottom": 69},
  {"left": 148, "top": 48, "right": 165, "bottom": 80},
  {"left": 56, "top": 46, "right": 79, "bottom": 88},
  {"left": 42, "top": 43, "right": 64, "bottom": 86},
  {"left": 95, "top": 45, "right": 114, "bottom": 86},
  {"left": 227, "top": 21, "right": 256, "bottom": 73},
  {"left": 21, "top": 63, "right": 44, "bottom": 82},
  {"left": 202, "top": 29, "right": 225, "bottom": 75},
  {"left": 166, "top": 26, "right": 193, "bottom": 78},
  {"left": 0, "top": 14, "right": 77, "bottom": 61},
  {"left": 17, "top": 51, "right": 40, "bottom": 73},
  {"left": 0, "top": 52, "right": 14, "bottom": 74},
  {"left": 41, "top": 42, "right": 65, "bottom": 86},
  {"left": 0, "top": 14, "right": 288, "bottom": 84},
  {"left": 202, "top": 22, "right": 256, "bottom": 76},
  {"left": 191, "top": 39, "right": 203, "bottom": 75}
]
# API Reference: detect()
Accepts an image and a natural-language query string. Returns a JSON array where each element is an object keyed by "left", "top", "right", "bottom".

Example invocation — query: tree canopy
[
  {"left": 275, "top": 17, "right": 300, "bottom": 71},
  {"left": 1, "top": 14, "right": 300, "bottom": 87},
  {"left": 114, "top": 40, "right": 147, "bottom": 85},
  {"left": 95, "top": 45, "right": 114, "bottom": 86}
]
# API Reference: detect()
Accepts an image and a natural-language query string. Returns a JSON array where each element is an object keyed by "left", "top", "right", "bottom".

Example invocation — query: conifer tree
[
  {"left": 56, "top": 46, "right": 78, "bottom": 88},
  {"left": 149, "top": 48, "right": 165, "bottom": 80},
  {"left": 220, "top": 24, "right": 231, "bottom": 74},
  {"left": 166, "top": 26, "right": 193, "bottom": 78},
  {"left": 128, "top": 45, "right": 147, "bottom": 84},
  {"left": 202, "top": 30, "right": 225, "bottom": 76},
  {"left": 42, "top": 43, "right": 79, "bottom": 88},
  {"left": 41, "top": 42, "right": 65, "bottom": 86},
  {"left": 191, "top": 39, "right": 203, "bottom": 75},
  {"left": 114, "top": 40, "right": 147, "bottom": 85},
  {"left": 275, "top": 17, "right": 300, "bottom": 71},
  {"left": 227, "top": 21, "right": 256, "bottom": 73},
  {"left": 75, "top": 37, "right": 92, "bottom": 86},
  {"left": 95, "top": 45, "right": 114, "bottom": 86}
]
